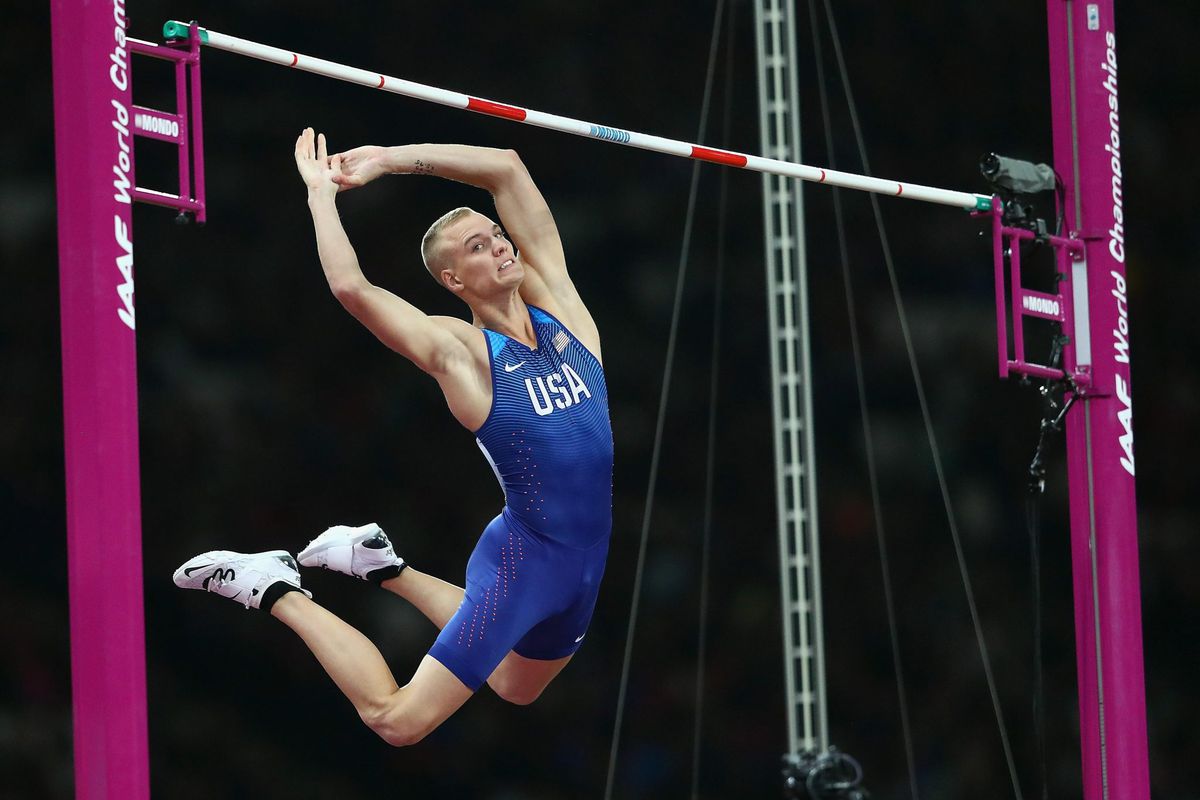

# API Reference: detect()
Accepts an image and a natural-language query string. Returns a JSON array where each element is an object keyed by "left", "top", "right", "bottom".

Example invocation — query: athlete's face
[{"left": 440, "top": 212, "right": 522, "bottom": 296}]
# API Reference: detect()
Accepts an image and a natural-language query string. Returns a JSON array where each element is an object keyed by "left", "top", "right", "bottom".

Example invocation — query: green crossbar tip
[
  {"left": 975, "top": 196, "right": 994, "bottom": 212},
  {"left": 163, "top": 20, "right": 208, "bottom": 43}
]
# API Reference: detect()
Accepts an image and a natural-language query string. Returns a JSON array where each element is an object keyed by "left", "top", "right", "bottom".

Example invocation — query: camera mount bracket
[{"left": 979, "top": 198, "right": 1091, "bottom": 389}]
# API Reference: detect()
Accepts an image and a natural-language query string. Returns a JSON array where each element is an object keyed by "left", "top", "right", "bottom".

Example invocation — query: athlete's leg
[
  {"left": 300, "top": 520, "right": 578, "bottom": 704},
  {"left": 270, "top": 592, "right": 471, "bottom": 746},
  {"left": 381, "top": 568, "right": 463, "bottom": 628},
  {"left": 485, "top": 652, "right": 572, "bottom": 705},
  {"left": 382, "top": 568, "right": 570, "bottom": 704},
  {"left": 490, "top": 533, "right": 608, "bottom": 704}
]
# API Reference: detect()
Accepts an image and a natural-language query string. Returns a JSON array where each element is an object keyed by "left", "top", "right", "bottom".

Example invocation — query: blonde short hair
[{"left": 420, "top": 206, "right": 476, "bottom": 286}]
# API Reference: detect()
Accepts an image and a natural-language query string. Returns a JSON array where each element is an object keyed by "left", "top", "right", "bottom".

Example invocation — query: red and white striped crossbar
[{"left": 163, "top": 20, "right": 992, "bottom": 212}]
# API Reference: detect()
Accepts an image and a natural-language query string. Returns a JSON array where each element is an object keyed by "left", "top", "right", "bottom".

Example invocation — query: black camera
[{"left": 980, "top": 153, "right": 1061, "bottom": 233}]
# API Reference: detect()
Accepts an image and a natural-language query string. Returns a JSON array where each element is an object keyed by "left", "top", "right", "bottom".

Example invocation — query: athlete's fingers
[
  {"left": 317, "top": 132, "right": 328, "bottom": 162},
  {"left": 294, "top": 136, "right": 312, "bottom": 170}
]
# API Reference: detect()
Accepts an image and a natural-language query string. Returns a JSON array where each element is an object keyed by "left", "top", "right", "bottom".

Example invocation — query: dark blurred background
[{"left": 4, "top": 1, "right": 1196, "bottom": 798}]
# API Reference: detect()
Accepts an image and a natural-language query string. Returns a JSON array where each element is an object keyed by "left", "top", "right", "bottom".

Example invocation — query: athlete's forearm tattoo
[{"left": 413, "top": 159, "right": 435, "bottom": 175}]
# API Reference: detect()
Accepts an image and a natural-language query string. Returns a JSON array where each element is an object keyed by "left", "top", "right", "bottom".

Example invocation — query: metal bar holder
[
  {"left": 981, "top": 198, "right": 1090, "bottom": 388},
  {"left": 126, "top": 23, "right": 206, "bottom": 222}
]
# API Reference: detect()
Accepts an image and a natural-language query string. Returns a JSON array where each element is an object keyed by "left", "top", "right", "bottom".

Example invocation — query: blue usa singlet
[
  {"left": 474, "top": 305, "right": 613, "bottom": 547},
  {"left": 427, "top": 304, "right": 614, "bottom": 690}
]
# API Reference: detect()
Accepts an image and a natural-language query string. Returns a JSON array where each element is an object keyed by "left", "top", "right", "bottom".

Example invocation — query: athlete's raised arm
[
  {"left": 295, "top": 129, "right": 487, "bottom": 425},
  {"left": 333, "top": 143, "right": 599, "bottom": 355}
]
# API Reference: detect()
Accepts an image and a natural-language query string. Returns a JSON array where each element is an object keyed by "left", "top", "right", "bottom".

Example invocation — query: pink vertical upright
[
  {"left": 50, "top": 0, "right": 150, "bottom": 797},
  {"left": 1047, "top": 2, "right": 1148, "bottom": 799}
]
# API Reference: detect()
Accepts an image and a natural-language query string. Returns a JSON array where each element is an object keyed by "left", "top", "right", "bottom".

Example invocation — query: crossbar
[{"left": 162, "top": 20, "right": 991, "bottom": 212}]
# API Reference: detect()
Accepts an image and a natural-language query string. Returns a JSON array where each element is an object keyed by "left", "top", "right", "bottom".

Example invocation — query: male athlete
[{"left": 174, "top": 128, "right": 613, "bottom": 746}]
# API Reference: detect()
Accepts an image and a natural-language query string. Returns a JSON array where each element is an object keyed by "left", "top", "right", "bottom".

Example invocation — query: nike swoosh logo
[
  {"left": 504, "top": 361, "right": 526, "bottom": 372},
  {"left": 183, "top": 563, "right": 211, "bottom": 577},
  {"left": 575, "top": 634, "right": 586, "bottom": 643}
]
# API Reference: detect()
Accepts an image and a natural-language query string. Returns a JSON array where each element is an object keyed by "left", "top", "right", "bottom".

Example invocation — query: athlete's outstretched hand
[
  {"left": 330, "top": 145, "right": 390, "bottom": 191},
  {"left": 294, "top": 128, "right": 341, "bottom": 200}
]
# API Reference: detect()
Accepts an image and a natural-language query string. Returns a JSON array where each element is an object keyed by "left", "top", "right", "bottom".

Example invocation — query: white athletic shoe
[
  {"left": 298, "top": 523, "right": 405, "bottom": 581},
  {"left": 173, "top": 549, "right": 311, "bottom": 609}
]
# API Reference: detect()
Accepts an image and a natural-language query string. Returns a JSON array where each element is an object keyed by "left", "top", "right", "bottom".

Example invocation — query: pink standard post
[
  {"left": 51, "top": 0, "right": 150, "bottom": 797},
  {"left": 1047, "top": 2, "right": 1149, "bottom": 800}
]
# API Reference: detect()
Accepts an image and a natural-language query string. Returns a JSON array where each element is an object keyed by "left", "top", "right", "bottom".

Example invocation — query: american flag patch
[{"left": 553, "top": 330, "right": 570, "bottom": 353}]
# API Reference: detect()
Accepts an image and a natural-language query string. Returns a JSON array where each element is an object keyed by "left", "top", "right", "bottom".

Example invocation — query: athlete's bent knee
[
  {"left": 489, "top": 677, "right": 545, "bottom": 706},
  {"left": 379, "top": 723, "right": 429, "bottom": 748},
  {"left": 360, "top": 704, "right": 429, "bottom": 748},
  {"left": 503, "top": 688, "right": 543, "bottom": 706}
]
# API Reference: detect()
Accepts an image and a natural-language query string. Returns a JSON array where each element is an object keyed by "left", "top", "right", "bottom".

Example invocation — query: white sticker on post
[{"left": 1087, "top": 4, "right": 1100, "bottom": 30}]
